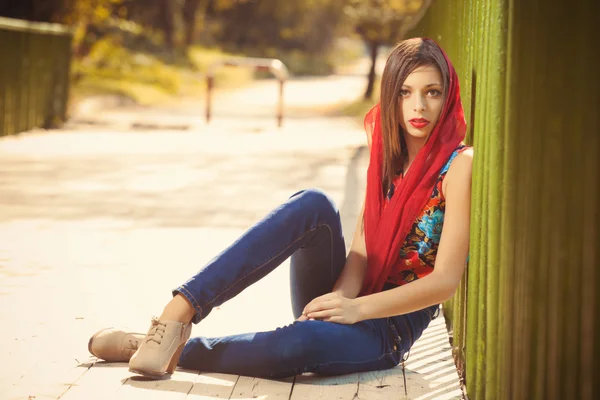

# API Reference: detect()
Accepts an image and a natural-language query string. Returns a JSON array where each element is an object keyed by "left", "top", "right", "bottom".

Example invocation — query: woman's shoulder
[
  {"left": 442, "top": 146, "right": 473, "bottom": 196},
  {"left": 441, "top": 145, "right": 473, "bottom": 175},
  {"left": 449, "top": 145, "right": 473, "bottom": 174},
  {"left": 454, "top": 146, "right": 474, "bottom": 163},
  {"left": 448, "top": 144, "right": 473, "bottom": 173}
]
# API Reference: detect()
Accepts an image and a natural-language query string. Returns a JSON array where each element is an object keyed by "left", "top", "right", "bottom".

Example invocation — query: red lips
[{"left": 409, "top": 118, "right": 430, "bottom": 129}]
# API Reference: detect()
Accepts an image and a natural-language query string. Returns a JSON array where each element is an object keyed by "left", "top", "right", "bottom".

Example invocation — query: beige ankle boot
[
  {"left": 128, "top": 317, "right": 192, "bottom": 378},
  {"left": 88, "top": 328, "right": 145, "bottom": 362}
]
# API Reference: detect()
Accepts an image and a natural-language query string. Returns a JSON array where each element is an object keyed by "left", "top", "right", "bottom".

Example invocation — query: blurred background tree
[
  {"left": 198, "top": 0, "right": 350, "bottom": 75},
  {"left": 0, "top": 0, "right": 431, "bottom": 76},
  {"left": 345, "top": 0, "right": 433, "bottom": 99},
  {"left": 0, "top": 0, "right": 432, "bottom": 105}
]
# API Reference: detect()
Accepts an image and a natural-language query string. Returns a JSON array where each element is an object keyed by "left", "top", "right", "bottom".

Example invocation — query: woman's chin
[{"left": 405, "top": 129, "right": 431, "bottom": 140}]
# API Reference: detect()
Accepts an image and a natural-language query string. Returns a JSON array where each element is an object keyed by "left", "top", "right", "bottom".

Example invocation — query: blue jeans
[{"left": 174, "top": 188, "right": 438, "bottom": 378}]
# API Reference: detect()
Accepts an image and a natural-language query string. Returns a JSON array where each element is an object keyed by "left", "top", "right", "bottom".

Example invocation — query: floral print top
[{"left": 385, "top": 145, "right": 470, "bottom": 286}]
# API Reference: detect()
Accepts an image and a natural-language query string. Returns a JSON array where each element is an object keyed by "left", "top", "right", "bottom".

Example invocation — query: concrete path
[{"left": 0, "top": 65, "right": 462, "bottom": 399}]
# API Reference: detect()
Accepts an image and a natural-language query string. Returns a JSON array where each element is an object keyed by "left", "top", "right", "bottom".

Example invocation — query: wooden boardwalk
[
  {"left": 5, "top": 314, "right": 459, "bottom": 400},
  {"left": 1, "top": 120, "right": 463, "bottom": 400}
]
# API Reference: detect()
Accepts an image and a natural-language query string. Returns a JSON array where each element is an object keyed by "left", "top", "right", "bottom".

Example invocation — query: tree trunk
[
  {"left": 183, "top": 0, "right": 202, "bottom": 47},
  {"left": 159, "top": 0, "right": 175, "bottom": 49},
  {"left": 364, "top": 40, "right": 379, "bottom": 100}
]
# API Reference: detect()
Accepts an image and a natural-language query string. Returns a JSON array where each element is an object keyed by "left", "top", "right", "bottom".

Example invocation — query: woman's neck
[{"left": 403, "top": 135, "right": 427, "bottom": 173}]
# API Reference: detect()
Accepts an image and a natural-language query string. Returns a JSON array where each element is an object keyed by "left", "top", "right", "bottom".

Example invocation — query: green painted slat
[
  {"left": 409, "top": 0, "right": 597, "bottom": 398},
  {"left": 0, "top": 16, "right": 72, "bottom": 136},
  {"left": 498, "top": 2, "right": 516, "bottom": 397},
  {"left": 575, "top": 5, "right": 598, "bottom": 400}
]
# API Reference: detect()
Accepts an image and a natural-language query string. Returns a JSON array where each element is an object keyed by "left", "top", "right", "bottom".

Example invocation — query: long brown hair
[{"left": 379, "top": 38, "right": 450, "bottom": 193}]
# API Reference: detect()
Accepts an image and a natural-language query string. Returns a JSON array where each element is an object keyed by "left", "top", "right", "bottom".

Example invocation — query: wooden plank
[
  {"left": 412, "top": 318, "right": 447, "bottom": 341},
  {"left": 402, "top": 312, "right": 462, "bottom": 400},
  {"left": 4, "top": 358, "right": 92, "bottom": 400},
  {"left": 407, "top": 337, "right": 452, "bottom": 359},
  {"left": 291, "top": 373, "right": 358, "bottom": 399},
  {"left": 2, "top": 383, "right": 70, "bottom": 400},
  {"left": 229, "top": 376, "right": 293, "bottom": 400},
  {"left": 59, "top": 362, "right": 130, "bottom": 400},
  {"left": 187, "top": 373, "right": 239, "bottom": 399},
  {"left": 404, "top": 343, "right": 455, "bottom": 366},
  {"left": 17, "top": 356, "right": 92, "bottom": 387},
  {"left": 358, "top": 369, "right": 408, "bottom": 400},
  {"left": 404, "top": 356, "right": 456, "bottom": 377},
  {"left": 114, "top": 368, "right": 199, "bottom": 400},
  {"left": 409, "top": 332, "right": 450, "bottom": 351}
]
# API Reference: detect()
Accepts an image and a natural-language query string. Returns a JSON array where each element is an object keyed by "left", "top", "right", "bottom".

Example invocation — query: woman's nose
[{"left": 414, "top": 94, "right": 426, "bottom": 111}]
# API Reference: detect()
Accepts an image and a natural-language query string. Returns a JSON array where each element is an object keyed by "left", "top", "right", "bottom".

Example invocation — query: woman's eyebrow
[{"left": 402, "top": 83, "right": 443, "bottom": 89}]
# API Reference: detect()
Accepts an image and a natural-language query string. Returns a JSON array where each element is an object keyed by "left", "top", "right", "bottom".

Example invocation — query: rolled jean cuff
[{"left": 172, "top": 285, "right": 203, "bottom": 324}]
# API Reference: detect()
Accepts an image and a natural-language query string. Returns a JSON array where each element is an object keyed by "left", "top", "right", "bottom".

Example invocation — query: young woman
[{"left": 88, "top": 37, "right": 473, "bottom": 379}]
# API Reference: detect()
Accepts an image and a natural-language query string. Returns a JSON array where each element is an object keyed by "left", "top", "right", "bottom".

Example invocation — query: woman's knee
[{"left": 289, "top": 188, "right": 338, "bottom": 217}]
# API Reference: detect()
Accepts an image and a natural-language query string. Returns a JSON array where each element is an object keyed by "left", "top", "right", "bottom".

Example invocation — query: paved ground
[{"left": 0, "top": 63, "right": 462, "bottom": 399}]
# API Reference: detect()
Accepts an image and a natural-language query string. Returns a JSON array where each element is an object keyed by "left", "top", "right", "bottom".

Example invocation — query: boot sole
[{"left": 128, "top": 368, "right": 167, "bottom": 379}]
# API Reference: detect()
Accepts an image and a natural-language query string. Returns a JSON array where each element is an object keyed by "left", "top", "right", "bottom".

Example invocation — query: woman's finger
[
  {"left": 304, "top": 299, "right": 336, "bottom": 314},
  {"left": 303, "top": 293, "right": 337, "bottom": 314},
  {"left": 307, "top": 309, "right": 338, "bottom": 319}
]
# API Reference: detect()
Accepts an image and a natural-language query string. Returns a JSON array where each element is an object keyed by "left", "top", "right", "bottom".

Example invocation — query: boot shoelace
[
  {"left": 147, "top": 317, "right": 166, "bottom": 345},
  {"left": 127, "top": 339, "right": 140, "bottom": 352}
]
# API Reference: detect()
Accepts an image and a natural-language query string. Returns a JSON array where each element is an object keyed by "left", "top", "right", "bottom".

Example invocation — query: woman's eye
[
  {"left": 399, "top": 90, "right": 410, "bottom": 97},
  {"left": 427, "top": 89, "right": 442, "bottom": 97}
]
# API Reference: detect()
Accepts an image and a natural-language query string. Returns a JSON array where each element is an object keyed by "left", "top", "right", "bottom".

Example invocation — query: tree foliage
[
  {"left": 0, "top": 1, "right": 435, "bottom": 93},
  {"left": 346, "top": 0, "right": 430, "bottom": 43},
  {"left": 344, "top": 0, "right": 433, "bottom": 99},
  {"left": 205, "top": 0, "right": 347, "bottom": 55}
]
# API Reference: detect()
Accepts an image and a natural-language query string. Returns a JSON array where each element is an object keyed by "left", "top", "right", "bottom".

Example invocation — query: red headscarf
[{"left": 360, "top": 41, "right": 466, "bottom": 296}]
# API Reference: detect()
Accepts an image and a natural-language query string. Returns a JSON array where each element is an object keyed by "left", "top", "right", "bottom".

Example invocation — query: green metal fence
[
  {"left": 410, "top": 1, "right": 598, "bottom": 399},
  {"left": 0, "top": 16, "right": 72, "bottom": 136}
]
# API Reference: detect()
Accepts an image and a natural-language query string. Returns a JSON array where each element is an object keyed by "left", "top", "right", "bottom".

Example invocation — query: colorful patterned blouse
[{"left": 385, "top": 145, "right": 470, "bottom": 286}]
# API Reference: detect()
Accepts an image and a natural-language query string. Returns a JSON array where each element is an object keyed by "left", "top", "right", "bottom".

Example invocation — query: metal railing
[
  {"left": 0, "top": 16, "right": 72, "bottom": 136},
  {"left": 205, "top": 57, "right": 289, "bottom": 127}
]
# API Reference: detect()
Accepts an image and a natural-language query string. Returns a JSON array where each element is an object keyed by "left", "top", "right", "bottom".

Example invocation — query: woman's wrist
[
  {"left": 351, "top": 296, "right": 368, "bottom": 323},
  {"left": 334, "top": 286, "right": 359, "bottom": 300}
]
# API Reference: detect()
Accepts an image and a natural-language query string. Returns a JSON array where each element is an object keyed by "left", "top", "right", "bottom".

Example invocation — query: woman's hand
[{"left": 296, "top": 292, "right": 362, "bottom": 324}]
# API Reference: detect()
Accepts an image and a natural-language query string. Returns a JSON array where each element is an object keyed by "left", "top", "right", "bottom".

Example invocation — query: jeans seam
[
  {"left": 324, "top": 223, "right": 334, "bottom": 283},
  {"left": 314, "top": 348, "right": 399, "bottom": 370},
  {"left": 177, "top": 286, "right": 203, "bottom": 317},
  {"left": 202, "top": 223, "right": 330, "bottom": 310}
]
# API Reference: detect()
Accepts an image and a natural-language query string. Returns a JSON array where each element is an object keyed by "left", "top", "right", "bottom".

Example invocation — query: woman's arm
[
  {"left": 332, "top": 200, "right": 368, "bottom": 299},
  {"left": 303, "top": 149, "right": 473, "bottom": 323},
  {"left": 352, "top": 148, "right": 473, "bottom": 320},
  {"left": 331, "top": 129, "right": 372, "bottom": 300}
]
